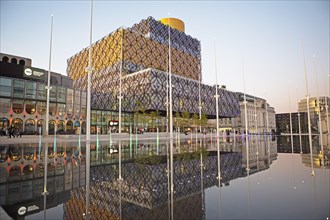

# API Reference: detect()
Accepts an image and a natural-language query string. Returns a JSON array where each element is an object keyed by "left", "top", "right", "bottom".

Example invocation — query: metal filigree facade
[
  {"left": 67, "top": 16, "right": 240, "bottom": 118},
  {"left": 63, "top": 151, "right": 242, "bottom": 219}
]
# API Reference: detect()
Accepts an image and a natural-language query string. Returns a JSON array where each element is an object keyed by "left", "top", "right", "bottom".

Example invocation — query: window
[
  {"left": 13, "top": 80, "right": 25, "bottom": 98},
  {"left": 37, "top": 83, "right": 46, "bottom": 100},
  {"left": 81, "top": 91, "right": 86, "bottom": 106},
  {"left": 66, "top": 89, "right": 74, "bottom": 119},
  {"left": 0, "top": 77, "right": 12, "bottom": 97},
  {"left": 58, "top": 103, "right": 66, "bottom": 117},
  {"left": 37, "top": 102, "right": 46, "bottom": 115},
  {"left": 58, "top": 87, "right": 66, "bottom": 103},
  {"left": 58, "top": 120, "right": 65, "bottom": 132},
  {"left": 25, "top": 82, "right": 36, "bottom": 99},
  {"left": 19, "top": 60, "right": 25, "bottom": 65},
  {"left": 0, "top": 117, "right": 9, "bottom": 129},
  {"left": 13, "top": 99, "right": 24, "bottom": 114},
  {"left": 25, "top": 100, "right": 36, "bottom": 114},
  {"left": 0, "top": 98, "right": 10, "bottom": 113},
  {"left": 11, "top": 58, "right": 17, "bottom": 64},
  {"left": 74, "top": 90, "right": 80, "bottom": 105},
  {"left": 67, "top": 89, "right": 74, "bottom": 104},
  {"left": 74, "top": 104, "right": 80, "bottom": 119},
  {"left": 50, "top": 86, "right": 57, "bottom": 102},
  {"left": 49, "top": 103, "right": 56, "bottom": 116}
]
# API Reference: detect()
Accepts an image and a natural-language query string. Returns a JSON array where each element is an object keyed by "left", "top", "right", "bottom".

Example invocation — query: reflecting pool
[{"left": 0, "top": 135, "right": 329, "bottom": 219}]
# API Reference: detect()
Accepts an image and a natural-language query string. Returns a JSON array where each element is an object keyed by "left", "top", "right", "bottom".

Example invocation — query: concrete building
[
  {"left": 298, "top": 96, "right": 330, "bottom": 133},
  {"left": 275, "top": 112, "right": 309, "bottom": 134},
  {"left": 223, "top": 92, "right": 276, "bottom": 134}
]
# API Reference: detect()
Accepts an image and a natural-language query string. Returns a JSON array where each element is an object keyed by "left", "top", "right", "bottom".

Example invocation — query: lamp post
[
  {"left": 214, "top": 40, "right": 221, "bottom": 182},
  {"left": 118, "top": 27, "right": 124, "bottom": 134},
  {"left": 313, "top": 55, "right": 324, "bottom": 166},
  {"left": 243, "top": 64, "right": 249, "bottom": 171},
  {"left": 167, "top": 15, "right": 174, "bottom": 220},
  {"left": 85, "top": 0, "right": 93, "bottom": 218},
  {"left": 302, "top": 45, "right": 315, "bottom": 176},
  {"left": 199, "top": 71, "right": 202, "bottom": 133},
  {"left": 326, "top": 75, "right": 330, "bottom": 147},
  {"left": 45, "top": 15, "right": 53, "bottom": 136}
]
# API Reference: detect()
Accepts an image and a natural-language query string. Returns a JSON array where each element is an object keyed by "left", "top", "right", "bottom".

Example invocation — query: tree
[
  {"left": 200, "top": 113, "right": 208, "bottom": 131},
  {"left": 192, "top": 113, "right": 200, "bottom": 132},
  {"left": 175, "top": 112, "right": 182, "bottom": 131},
  {"left": 182, "top": 111, "right": 191, "bottom": 130}
]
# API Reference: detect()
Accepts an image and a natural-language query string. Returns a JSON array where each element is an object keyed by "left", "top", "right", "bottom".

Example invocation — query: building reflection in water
[
  {"left": 0, "top": 137, "right": 279, "bottom": 219},
  {"left": 277, "top": 135, "right": 330, "bottom": 168}
]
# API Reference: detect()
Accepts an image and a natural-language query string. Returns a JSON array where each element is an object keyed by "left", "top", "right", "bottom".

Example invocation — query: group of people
[{"left": 0, "top": 126, "right": 22, "bottom": 138}]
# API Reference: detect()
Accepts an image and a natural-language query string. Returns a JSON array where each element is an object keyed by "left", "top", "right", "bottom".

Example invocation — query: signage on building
[
  {"left": 109, "top": 120, "right": 119, "bottom": 126},
  {"left": 23, "top": 67, "right": 45, "bottom": 81}
]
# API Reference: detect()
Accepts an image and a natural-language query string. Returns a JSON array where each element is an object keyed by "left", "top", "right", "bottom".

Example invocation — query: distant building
[
  {"left": 298, "top": 96, "right": 330, "bottom": 133},
  {"left": 275, "top": 112, "right": 308, "bottom": 134},
  {"left": 0, "top": 53, "right": 87, "bottom": 134},
  {"left": 220, "top": 92, "right": 276, "bottom": 134}
]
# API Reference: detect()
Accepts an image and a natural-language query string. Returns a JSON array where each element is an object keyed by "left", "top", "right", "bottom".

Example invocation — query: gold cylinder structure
[{"left": 159, "top": 17, "right": 185, "bottom": 33}]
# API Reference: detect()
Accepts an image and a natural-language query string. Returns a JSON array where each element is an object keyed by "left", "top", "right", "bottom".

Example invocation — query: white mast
[
  {"left": 45, "top": 15, "right": 53, "bottom": 136},
  {"left": 118, "top": 27, "right": 124, "bottom": 133},
  {"left": 313, "top": 55, "right": 324, "bottom": 166},
  {"left": 302, "top": 45, "right": 315, "bottom": 176},
  {"left": 243, "top": 63, "right": 249, "bottom": 171}
]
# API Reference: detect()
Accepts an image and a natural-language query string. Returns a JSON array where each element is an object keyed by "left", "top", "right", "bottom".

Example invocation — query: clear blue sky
[{"left": 1, "top": 0, "right": 329, "bottom": 113}]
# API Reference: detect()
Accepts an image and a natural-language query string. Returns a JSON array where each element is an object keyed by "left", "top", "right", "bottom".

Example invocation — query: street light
[{"left": 45, "top": 15, "right": 54, "bottom": 136}]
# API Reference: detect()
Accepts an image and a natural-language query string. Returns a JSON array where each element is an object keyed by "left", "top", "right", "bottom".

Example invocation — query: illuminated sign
[
  {"left": 18, "top": 206, "right": 27, "bottom": 215},
  {"left": 23, "top": 67, "right": 45, "bottom": 81},
  {"left": 109, "top": 120, "right": 119, "bottom": 126}
]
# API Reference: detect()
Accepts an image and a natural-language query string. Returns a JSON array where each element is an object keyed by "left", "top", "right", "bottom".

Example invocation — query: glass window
[
  {"left": 25, "top": 100, "right": 36, "bottom": 114},
  {"left": 91, "top": 110, "right": 97, "bottom": 125},
  {"left": 12, "top": 118, "right": 23, "bottom": 130},
  {"left": 74, "top": 104, "right": 80, "bottom": 119},
  {"left": 81, "top": 106, "right": 86, "bottom": 119},
  {"left": 58, "top": 120, "right": 65, "bottom": 132},
  {"left": 37, "top": 83, "right": 46, "bottom": 100},
  {"left": 0, "top": 117, "right": 9, "bottom": 129},
  {"left": 37, "top": 102, "right": 46, "bottom": 115},
  {"left": 25, "top": 119, "right": 35, "bottom": 134},
  {"left": 50, "top": 87, "right": 57, "bottom": 102},
  {"left": 49, "top": 103, "right": 56, "bottom": 116},
  {"left": 0, "top": 77, "right": 12, "bottom": 97},
  {"left": 25, "top": 81, "right": 36, "bottom": 99},
  {"left": 13, "top": 99, "right": 24, "bottom": 114},
  {"left": 58, "top": 87, "right": 66, "bottom": 103},
  {"left": 81, "top": 91, "right": 86, "bottom": 106},
  {"left": 74, "top": 90, "right": 80, "bottom": 105},
  {"left": 58, "top": 103, "right": 66, "bottom": 117},
  {"left": 67, "top": 104, "right": 73, "bottom": 119},
  {"left": 13, "top": 80, "right": 24, "bottom": 99},
  {"left": 0, "top": 98, "right": 11, "bottom": 113},
  {"left": 67, "top": 89, "right": 73, "bottom": 105},
  {"left": 66, "top": 120, "right": 73, "bottom": 131}
]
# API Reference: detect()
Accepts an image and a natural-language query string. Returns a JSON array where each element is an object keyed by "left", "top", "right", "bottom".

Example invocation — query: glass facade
[
  {"left": 0, "top": 76, "right": 86, "bottom": 134},
  {"left": 13, "top": 80, "right": 24, "bottom": 99},
  {"left": 0, "top": 78, "right": 11, "bottom": 97}
]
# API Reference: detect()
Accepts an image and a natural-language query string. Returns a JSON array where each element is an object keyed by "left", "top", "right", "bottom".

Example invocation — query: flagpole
[
  {"left": 243, "top": 62, "right": 249, "bottom": 171},
  {"left": 85, "top": 0, "right": 93, "bottom": 218},
  {"left": 45, "top": 15, "right": 53, "bottom": 136},
  {"left": 118, "top": 27, "right": 123, "bottom": 134},
  {"left": 313, "top": 55, "right": 324, "bottom": 166},
  {"left": 302, "top": 44, "right": 315, "bottom": 176}
]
